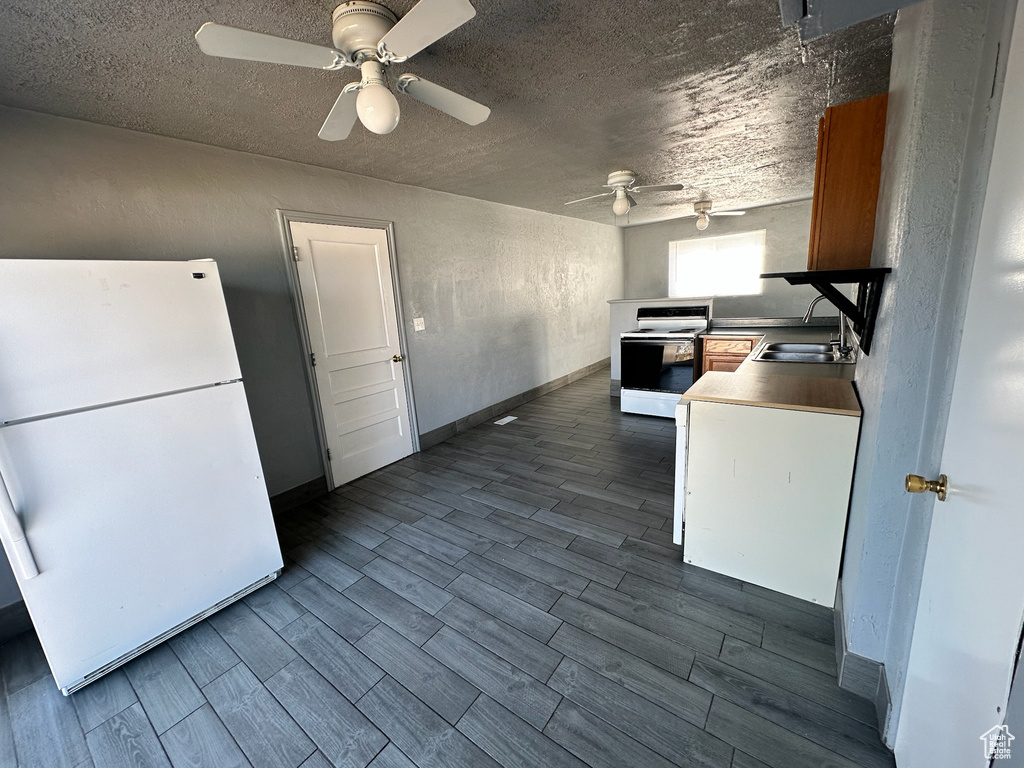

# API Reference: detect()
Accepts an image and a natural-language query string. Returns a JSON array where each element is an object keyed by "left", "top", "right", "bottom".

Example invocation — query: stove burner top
[{"left": 622, "top": 327, "right": 698, "bottom": 336}]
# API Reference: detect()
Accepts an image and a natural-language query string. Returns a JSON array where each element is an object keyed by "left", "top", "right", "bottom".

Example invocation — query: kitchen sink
[
  {"left": 762, "top": 342, "right": 834, "bottom": 354},
  {"left": 757, "top": 350, "right": 838, "bottom": 363},
  {"left": 754, "top": 341, "right": 857, "bottom": 364}
]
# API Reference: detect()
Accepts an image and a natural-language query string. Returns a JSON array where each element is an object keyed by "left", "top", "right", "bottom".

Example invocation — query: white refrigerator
[{"left": 0, "top": 259, "right": 283, "bottom": 694}]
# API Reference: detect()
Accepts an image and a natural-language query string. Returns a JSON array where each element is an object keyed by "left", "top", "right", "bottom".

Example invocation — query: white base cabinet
[{"left": 681, "top": 400, "right": 860, "bottom": 607}]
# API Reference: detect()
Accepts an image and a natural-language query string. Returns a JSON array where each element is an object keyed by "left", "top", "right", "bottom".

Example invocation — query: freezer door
[
  {"left": 0, "top": 382, "right": 282, "bottom": 692},
  {"left": 0, "top": 260, "right": 242, "bottom": 423}
]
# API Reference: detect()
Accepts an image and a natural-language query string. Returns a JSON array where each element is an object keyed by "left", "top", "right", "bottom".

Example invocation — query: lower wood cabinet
[{"left": 700, "top": 336, "right": 761, "bottom": 377}]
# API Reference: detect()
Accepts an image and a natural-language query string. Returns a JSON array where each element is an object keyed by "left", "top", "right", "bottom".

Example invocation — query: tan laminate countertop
[{"left": 680, "top": 371, "right": 862, "bottom": 416}]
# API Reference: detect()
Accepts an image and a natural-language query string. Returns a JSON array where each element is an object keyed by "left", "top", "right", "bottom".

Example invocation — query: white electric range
[{"left": 620, "top": 305, "right": 710, "bottom": 417}]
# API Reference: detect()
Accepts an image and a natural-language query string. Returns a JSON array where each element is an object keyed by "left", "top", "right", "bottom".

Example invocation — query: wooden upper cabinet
[{"left": 807, "top": 93, "right": 889, "bottom": 271}]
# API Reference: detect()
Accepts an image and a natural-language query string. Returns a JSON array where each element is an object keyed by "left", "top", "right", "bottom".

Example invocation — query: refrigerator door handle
[{"left": 0, "top": 469, "right": 39, "bottom": 579}]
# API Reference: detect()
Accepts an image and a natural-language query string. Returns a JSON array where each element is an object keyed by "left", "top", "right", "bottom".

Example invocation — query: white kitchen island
[{"left": 674, "top": 370, "right": 861, "bottom": 607}]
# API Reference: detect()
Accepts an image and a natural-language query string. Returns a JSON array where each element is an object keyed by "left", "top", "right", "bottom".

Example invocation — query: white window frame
[{"left": 668, "top": 229, "right": 767, "bottom": 298}]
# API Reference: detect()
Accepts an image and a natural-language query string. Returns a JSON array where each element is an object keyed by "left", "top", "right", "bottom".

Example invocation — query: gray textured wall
[
  {"left": 840, "top": 0, "right": 1010, "bottom": 741},
  {"left": 0, "top": 107, "right": 624, "bottom": 608},
  {"left": 621, "top": 200, "right": 830, "bottom": 318}
]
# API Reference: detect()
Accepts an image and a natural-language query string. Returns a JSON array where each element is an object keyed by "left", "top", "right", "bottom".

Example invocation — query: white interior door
[
  {"left": 290, "top": 221, "right": 414, "bottom": 488},
  {"left": 895, "top": 4, "right": 1024, "bottom": 764}
]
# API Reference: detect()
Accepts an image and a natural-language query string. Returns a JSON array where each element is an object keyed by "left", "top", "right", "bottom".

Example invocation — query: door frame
[{"left": 276, "top": 210, "right": 421, "bottom": 489}]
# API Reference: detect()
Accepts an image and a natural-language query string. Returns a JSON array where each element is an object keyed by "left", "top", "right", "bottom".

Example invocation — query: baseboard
[
  {"left": 0, "top": 600, "right": 32, "bottom": 646},
  {"left": 834, "top": 580, "right": 891, "bottom": 736},
  {"left": 419, "top": 358, "right": 612, "bottom": 450},
  {"left": 270, "top": 476, "right": 329, "bottom": 514},
  {"left": 418, "top": 422, "right": 458, "bottom": 448},
  {"left": 610, "top": 378, "right": 621, "bottom": 397}
]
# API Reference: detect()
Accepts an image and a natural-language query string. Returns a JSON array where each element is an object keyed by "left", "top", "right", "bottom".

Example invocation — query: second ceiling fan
[
  {"left": 565, "top": 170, "right": 683, "bottom": 217},
  {"left": 195, "top": 0, "right": 491, "bottom": 141},
  {"left": 684, "top": 200, "right": 746, "bottom": 230}
]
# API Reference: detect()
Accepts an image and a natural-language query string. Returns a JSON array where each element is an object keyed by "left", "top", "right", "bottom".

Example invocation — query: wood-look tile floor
[{"left": 0, "top": 371, "right": 896, "bottom": 768}]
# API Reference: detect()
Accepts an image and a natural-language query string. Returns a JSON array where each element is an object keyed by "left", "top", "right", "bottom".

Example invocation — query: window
[{"left": 668, "top": 229, "right": 766, "bottom": 298}]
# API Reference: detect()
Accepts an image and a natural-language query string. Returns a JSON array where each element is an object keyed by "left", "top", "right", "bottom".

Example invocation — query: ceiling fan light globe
[
  {"left": 612, "top": 196, "right": 630, "bottom": 216},
  {"left": 696, "top": 213, "right": 710, "bottom": 231},
  {"left": 356, "top": 84, "right": 401, "bottom": 134}
]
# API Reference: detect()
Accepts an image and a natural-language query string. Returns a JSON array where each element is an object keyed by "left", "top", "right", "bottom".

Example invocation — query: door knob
[
  {"left": 392, "top": 354, "right": 403, "bottom": 362},
  {"left": 905, "top": 473, "right": 947, "bottom": 502}
]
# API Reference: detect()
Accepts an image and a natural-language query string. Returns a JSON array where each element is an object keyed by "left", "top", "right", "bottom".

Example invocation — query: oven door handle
[{"left": 621, "top": 337, "right": 697, "bottom": 345}]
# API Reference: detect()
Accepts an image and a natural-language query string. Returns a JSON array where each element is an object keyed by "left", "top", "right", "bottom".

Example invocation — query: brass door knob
[
  {"left": 905, "top": 473, "right": 948, "bottom": 502},
  {"left": 392, "top": 354, "right": 403, "bottom": 362}
]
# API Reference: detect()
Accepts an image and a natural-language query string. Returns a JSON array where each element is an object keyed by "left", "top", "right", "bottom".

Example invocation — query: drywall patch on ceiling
[{"left": 0, "top": 0, "right": 892, "bottom": 226}]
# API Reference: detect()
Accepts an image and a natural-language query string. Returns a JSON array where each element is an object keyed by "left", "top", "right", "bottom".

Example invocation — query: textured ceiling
[{"left": 0, "top": 0, "right": 892, "bottom": 226}]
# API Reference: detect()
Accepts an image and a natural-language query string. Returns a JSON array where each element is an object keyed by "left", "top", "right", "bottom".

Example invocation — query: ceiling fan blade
[
  {"left": 564, "top": 192, "right": 615, "bottom": 205},
  {"left": 713, "top": 211, "right": 746, "bottom": 216},
  {"left": 379, "top": 0, "right": 476, "bottom": 59},
  {"left": 631, "top": 183, "right": 684, "bottom": 193},
  {"left": 398, "top": 75, "right": 490, "bottom": 125},
  {"left": 195, "top": 22, "right": 346, "bottom": 69},
  {"left": 318, "top": 88, "right": 359, "bottom": 141},
  {"left": 626, "top": 194, "right": 638, "bottom": 207}
]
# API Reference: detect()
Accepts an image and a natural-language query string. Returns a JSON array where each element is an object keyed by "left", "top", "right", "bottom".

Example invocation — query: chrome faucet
[
  {"left": 803, "top": 295, "right": 853, "bottom": 360},
  {"left": 802, "top": 295, "right": 828, "bottom": 323}
]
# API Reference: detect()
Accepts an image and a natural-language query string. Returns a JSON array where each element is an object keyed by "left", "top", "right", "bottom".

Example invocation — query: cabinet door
[
  {"left": 700, "top": 336, "right": 760, "bottom": 376},
  {"left": 704, "top": 354, "right": 744, "bottom": 373},
  {"left": 684, "top": 401, "right": 860, "bottom": 606},
  {"left": 703, "top": 338, "right": 756, "bottom": 355},
  {"left": 807, "top": 93, "right": 888, "bottom": 271}
]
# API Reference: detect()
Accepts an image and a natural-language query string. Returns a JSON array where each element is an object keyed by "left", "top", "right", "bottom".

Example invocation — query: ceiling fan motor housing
[
  {"left": 332, "top": 1, "right": 397, "bottom": 61},
  {"left": 606, "top": 170, "right": 637, "bottom": 189}
]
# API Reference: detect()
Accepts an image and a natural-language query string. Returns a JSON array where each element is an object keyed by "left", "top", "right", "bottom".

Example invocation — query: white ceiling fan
[
  {"left": 684, "top": 200, "right": 747, "bottom": 230},
  {"left": 564, "top": 170, "right": 683, "bottom": 216},
  {"left": 194, "top": 0, "right": 490, "bottom": 141}
]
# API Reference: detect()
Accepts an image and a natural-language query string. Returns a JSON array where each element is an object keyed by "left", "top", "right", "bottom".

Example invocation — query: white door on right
[
  {"left": 290, "top": 221, "right": 415, "bottom": 488},
  {"left": 895, "top": 4, "right": 1024, "bottom": 765}
]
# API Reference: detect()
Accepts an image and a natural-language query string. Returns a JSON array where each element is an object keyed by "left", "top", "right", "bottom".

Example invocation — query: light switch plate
[{"left": 413, "top": 317, "right": 425, "bottom": 331}]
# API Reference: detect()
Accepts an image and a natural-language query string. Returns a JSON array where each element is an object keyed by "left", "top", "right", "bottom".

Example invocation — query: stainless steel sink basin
[
  {"left": 762, "top": 342, "right": 834, "bottom": 354},
  {"left": 754, "top": 340, "right": 857, "bottom": 364},
  {"left": 757, "top": 350, "right": 838, "bottom": 363}
]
